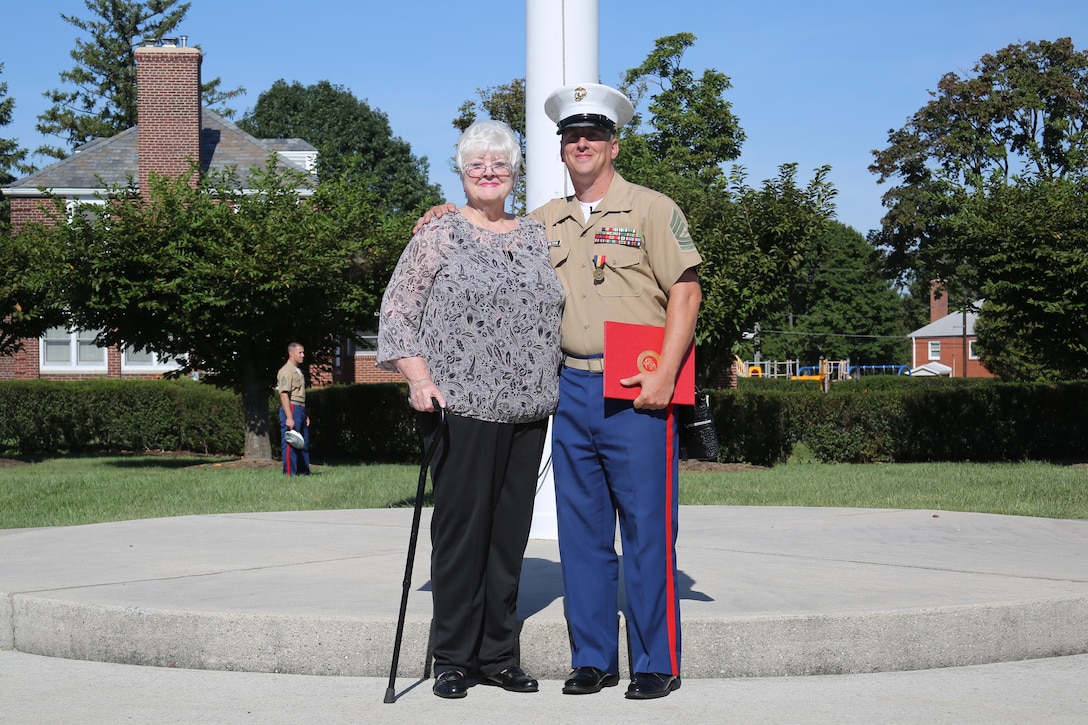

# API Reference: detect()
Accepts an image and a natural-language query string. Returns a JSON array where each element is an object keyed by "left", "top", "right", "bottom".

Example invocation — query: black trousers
[{"left": 420, "top": 412, "right": 547, "bottom": 678}]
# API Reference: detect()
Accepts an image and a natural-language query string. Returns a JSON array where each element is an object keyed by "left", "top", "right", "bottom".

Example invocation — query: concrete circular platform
[{"left": 2, "top": 507, "right": 1086, "bottom": 679}]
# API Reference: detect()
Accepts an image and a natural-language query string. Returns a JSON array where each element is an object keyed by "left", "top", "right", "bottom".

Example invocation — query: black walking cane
[{"left": 384, "top": 398, "right": 445, "bottom": 704}]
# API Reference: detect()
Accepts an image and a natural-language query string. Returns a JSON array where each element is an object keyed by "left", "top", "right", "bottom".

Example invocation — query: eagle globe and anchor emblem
[{"left": 636, "top": 350, "right": 661, "bottom": 374}]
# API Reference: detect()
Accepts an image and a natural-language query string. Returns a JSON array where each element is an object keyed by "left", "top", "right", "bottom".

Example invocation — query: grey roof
[
  {"left": 910, "top": 361, "right": 953, "bottom": 376},
  {"left": 7, "top": 127, "right": 140, "bottom": 190},
  {"left": 5, "top": 110, "right": 316, "bottom": 193},
  {"left": 909, "top": 302, "right": 983, "bottom": 338}
]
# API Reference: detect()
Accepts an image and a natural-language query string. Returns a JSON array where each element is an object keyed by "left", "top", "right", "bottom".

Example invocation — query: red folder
[{"left": 603, "top": 321, "right": 695, "bottom": 405}]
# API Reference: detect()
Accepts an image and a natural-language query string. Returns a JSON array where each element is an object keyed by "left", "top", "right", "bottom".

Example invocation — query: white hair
[{"left": 454, "top": 120, "right": 522, "bottom": 177}]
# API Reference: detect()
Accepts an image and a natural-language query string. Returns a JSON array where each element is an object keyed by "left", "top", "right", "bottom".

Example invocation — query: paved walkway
[
  {"left": 2, "top": 506, "right": 1088, "bottom": 722},
  {"left": 5, "top": 650, "right": 1088, "bottom": 724}
]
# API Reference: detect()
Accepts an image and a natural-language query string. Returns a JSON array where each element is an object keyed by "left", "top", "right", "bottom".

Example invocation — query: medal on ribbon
[{"left": 593, "top": 254, "right": 606, "bottom": 284}]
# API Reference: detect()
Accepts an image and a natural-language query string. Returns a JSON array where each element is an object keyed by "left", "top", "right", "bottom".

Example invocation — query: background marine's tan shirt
[
  {"left": 531, "top": 173, "right": 703, "bottom": 356},
  {"left": 277, "top": 363, "right": 305, "bottom": 405}
]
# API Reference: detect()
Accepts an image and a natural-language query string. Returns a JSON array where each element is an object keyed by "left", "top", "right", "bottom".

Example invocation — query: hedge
[
  {"left": 711, "top": 378, "right": 1088, "bottom": 465},
  {"left": 3, "top": 378, "right": 1086, "bottom": 466}
]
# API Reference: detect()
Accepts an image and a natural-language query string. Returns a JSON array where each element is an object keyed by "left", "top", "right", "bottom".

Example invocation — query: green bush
[
  {"left": 4, "top": 377, "right": 1085, "bottom": 467},
  {"left": 709, "top": 388, "right": 793, "bottom": 466},
  {"left": 719, "top": 379, "right": 1088, "bottom": 464},
  {"left": 305, "top": 383, "right": 419, "bottom": 463},
  {"left": 0, "top": 379, "right": 421, "bottom": 462},
  {"left": 0, "top": 379, "right": 243, "bottom": 456}
]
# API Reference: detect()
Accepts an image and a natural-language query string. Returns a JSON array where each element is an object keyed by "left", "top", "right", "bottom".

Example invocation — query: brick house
[
  {"left": 1, "top": 37, "right": 401, "bottom": 385},
  {"left": 908, "top": 282, "right": 994, "bottom": 378}
]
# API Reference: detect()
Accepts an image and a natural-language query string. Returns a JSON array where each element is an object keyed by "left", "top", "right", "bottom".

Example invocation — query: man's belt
[{"left": 562, "top": 354, "right": 604, "bottom": 373}]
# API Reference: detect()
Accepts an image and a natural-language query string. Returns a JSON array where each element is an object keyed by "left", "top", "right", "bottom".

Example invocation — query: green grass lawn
[{"left": 1, "top": 453, "right": 1085, "bottom": 529}]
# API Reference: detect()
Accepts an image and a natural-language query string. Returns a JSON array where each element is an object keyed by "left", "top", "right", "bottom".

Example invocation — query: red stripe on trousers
[{"left": 665, "top": 403, "right": 679, "bottom": 675}]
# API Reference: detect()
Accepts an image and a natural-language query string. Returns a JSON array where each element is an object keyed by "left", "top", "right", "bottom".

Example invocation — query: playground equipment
[
  {"left": 848, "top": 364, "right": 911, "bottom": 377},
  {"left": 738, "top": 359, "right": 911, "bottom": 390}
]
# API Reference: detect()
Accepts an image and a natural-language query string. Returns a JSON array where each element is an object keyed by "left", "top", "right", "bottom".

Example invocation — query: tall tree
[
  {"left": 48, "top": 158, "right": 412, "bottom": 459},
  {"left": 956, "top": 176, "right": 1088, "bottom": 380},
  {"left": 616, "top": 34, "right": 834, "bottom": 382},
  {"left": 457, "top": 34, "right": 837, "bottom": 383},
  {"left": 36, "top": 0, "right": 244, "bottom": 161},
  {"left": 693, "top": 164, "right": 836, "bottom": 381},
  {"left": 454, "top": 79, "right": 527, "bottom": 212},
  {"left": 1, "top": 63, "right": 33, "bottom": 224},
  {"left": 0, "top": 222, "right": 68, "bottom": 356},
  {"left": 619, "top": 32, "right": 745, "bottom": 188},
  {"left": 237, "top": 80, "right": 441, "bottom": 213},
  {"left": 870, "top": 37, "right": 1088, "bottom": 380},
  {"left": 752, "top": 221, "right": 911, "bottom": 366},
  {"left": 870, "top": 37, "right": 1088, "bottom": 285}
]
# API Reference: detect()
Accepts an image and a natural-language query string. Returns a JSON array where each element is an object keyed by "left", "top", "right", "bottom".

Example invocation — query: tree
[
  {"left": 870, "top": 38, "right": 1088, "bottom": 379},
  {"left": 454, "top": 79, "right": 527, "bottom": 212},
  {"left": 457, "top": 33, "right": 837, "bottom": 383},
  {"left": 0, "top": 222, "right": 68, "bottom": 356},
  {"left": 692, "top": 165, "right": 836, "bottom": 380},
  {"left": 615, "top": 34, "right": 834, "bottom": 381},
  {"left": 48, "top": 158, "right": 412, "bottom": 459},
  {"left": 752, "top": 221, "right": 911, "bottom": 366},
  {"left": 954, "top": 176, "right": 1088, "bottom": 380},
  {"left": 36, "top": 0, "right": 244, "bottom": 161},
  {"left": 237, "top": 80, "right": 441, "bottom": 213},
  {"left": 619, "top": 33, "right": 745, "bottom": 188},
  {"left": 1, "top": 63, "right": 33, "bottom": 224}
]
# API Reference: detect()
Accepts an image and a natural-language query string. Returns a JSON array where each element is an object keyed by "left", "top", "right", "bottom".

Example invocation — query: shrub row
[
  {"left": 711, "top": 378, "right": 1088, "bottom": 465},
  {"left": 0, "top": 379, "right": 244, "bottom": 456},
  {"left": 0, "top": 379, "right": 423, "bottom": 464},
  {"left": 304, "top": 383, "right": 421, "bottom": 463},
  {"left": 3, "top": 378, "right": 1086, "bottom": 467}
]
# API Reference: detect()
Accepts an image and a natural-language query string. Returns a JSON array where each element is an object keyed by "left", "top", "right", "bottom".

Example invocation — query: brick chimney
[
  {"left": 135, "top": 38, "right": 202, "bottom": 194},
  {"left": 929, "top": 279, "right": 948, "bottom": 323}
]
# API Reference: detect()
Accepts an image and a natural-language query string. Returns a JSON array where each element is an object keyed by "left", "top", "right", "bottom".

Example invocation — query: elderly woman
[{"left": 377, "top": 120, "right": 564, "bottom": 699}]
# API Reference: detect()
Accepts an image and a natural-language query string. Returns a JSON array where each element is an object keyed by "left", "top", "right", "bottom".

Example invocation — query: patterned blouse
[{"left": 377, "top": 213, "right": 564, "bottom": 424}]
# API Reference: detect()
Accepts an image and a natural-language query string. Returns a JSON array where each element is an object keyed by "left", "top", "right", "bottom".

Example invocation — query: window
[
  {"left": 65, "top": 198, "right": 106, "bottom": 224},
  {"left": 969, "top": 340, "right": 980, "bottom": 360},
  {"left": 928, "top": 341, "right": 941, "bottom": 360},
  {"left": 121, "top": 345, "right": 183, "bottom": 373},
  {"left": 41, "top": 326, "right": 107, "bottom": 371}
]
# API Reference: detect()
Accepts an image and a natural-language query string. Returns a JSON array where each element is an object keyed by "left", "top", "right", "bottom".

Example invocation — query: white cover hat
[
  {"left": 284, "top": 429, "right": 305, "bottom": 450},
  {"left": 544, "top": 83, "right": 635, "bottom": 134}
]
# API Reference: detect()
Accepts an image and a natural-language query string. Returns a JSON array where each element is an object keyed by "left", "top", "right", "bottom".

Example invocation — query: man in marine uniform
[
  {"left": 538, "top": 83, "right": 702, "bottom": 700},
  {"left": 276, "top": 341, "right": 310, "bottom": 476}
]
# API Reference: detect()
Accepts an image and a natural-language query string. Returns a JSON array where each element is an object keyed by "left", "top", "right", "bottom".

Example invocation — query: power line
[{"left": 758, "top": 329, "right": 908, "bottom": 340}]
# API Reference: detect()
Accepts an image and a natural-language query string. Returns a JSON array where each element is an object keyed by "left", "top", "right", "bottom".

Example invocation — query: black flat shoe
[
  {"left": 562, "top": 666, "right": 620, "bottom": 694},
  {"left": 433, "top": 669, "right": 468, "bottom": 699},
  {"left": 625, "top": 672, "right": 681, "bottom": 699},
  {"left": 481, "top": 665, "right": 539, "bottom": 693}
]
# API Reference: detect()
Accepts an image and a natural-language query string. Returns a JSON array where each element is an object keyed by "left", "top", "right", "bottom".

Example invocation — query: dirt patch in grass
[
  {"left": 190, "top": 457, "right": 280, "bottom": 470},
  {"left": 0, "top": 454, "right": 757, "bottom": 472},
  {"left": 680, "top": 460, "right": 766, "bottom": 472}
]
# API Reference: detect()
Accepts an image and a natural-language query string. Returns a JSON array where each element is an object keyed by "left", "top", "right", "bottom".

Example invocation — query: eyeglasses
[
  {"left": 463, "top": 161, "right": 513, "bottom": 178},
  {"left": 562, "top": 128, "right": 612, "bottom": 145}
]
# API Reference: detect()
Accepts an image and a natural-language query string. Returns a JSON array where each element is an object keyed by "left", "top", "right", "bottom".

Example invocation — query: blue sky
[{"left": 3, "top": 0, "right": 1086, "bottom": 235}]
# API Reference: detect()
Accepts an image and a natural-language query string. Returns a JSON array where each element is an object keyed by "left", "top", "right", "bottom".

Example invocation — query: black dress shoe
[
  {"left": 562, "top": 666, "right": 620, "bottom": 694},
  {"left": 481, "top": 665, "right": 539, "bottom": 693},
  {"left": 625, "top": 672, "right": 681, "bottom": 699},
  {"left": 433, "top": 669, "right": 468, "bottom": 699}
]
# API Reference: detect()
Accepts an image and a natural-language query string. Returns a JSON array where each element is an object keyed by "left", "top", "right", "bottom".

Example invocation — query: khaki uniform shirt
[
  {"left": 276, "top": 362, "right": 305, "bottom": 405},
  {"left": 531, "top": 172, "right": 702, "bottom": 356}
]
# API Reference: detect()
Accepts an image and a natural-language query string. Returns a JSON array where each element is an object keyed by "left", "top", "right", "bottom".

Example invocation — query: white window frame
[
  {"left": 121, "top": 345, "right": 184, "bottom": 373},
  {"left": 66, "top": 197, "right": 106, "bottom": 223},
  {"left": 928, "top": 340, "right": 941, "bottom": 360},
  {"left": 40, "top": 326, "right": 107, "bottom": 372},
  {"left": 969, "top": 340, "right": 980, "bottom": 360}
]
